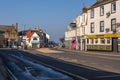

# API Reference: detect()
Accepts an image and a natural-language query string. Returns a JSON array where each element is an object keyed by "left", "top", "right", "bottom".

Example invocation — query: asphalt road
[
  {"left": 0, "top": 49, "right": 120, "bottom": 80},
  {"left": 33, "top": 48, "right": 120, "bottom": 73}
]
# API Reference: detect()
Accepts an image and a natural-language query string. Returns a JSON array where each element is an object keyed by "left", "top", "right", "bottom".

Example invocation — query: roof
[
  {"left": 89, "top": 0, "right": 118, "bottom": 9},
  {"left": 0, "top": 25, "right": 15, "bottom": 31},
  {"left": 18, "top": 29, "right": 45, "bottom": 36},
  {"left": 26, "top": 31, "right": 34, "bottom": 40}
]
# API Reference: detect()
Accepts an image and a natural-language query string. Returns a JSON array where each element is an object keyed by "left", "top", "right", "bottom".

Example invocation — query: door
[
  {"left": 112, "top": 38, "right": 118, "bottom": 52},
  {"left": 82, "top": 39, "right": 85, "bottom": 51}
]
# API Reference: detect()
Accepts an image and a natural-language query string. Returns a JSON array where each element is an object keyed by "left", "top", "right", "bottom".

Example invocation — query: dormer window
[
  {"left": 111, "top": 2, "right": 116, "bottom": 13},
  {"left": 100, "top": 6, "right": 104, "bottom": 16},
  {"left": 91, "top": 9, "right": 94, "bottom": 18}
]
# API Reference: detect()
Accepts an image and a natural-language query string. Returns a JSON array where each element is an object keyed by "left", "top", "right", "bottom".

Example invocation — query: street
[
  {"left": 0, "top": 49, "right": 73, "bottom": 80},
  {"left": 36, "top": 48, "right": 120, "bottom": 73},
  {"left": 0, "top": 48, "right": 120, "bottom": 80}
]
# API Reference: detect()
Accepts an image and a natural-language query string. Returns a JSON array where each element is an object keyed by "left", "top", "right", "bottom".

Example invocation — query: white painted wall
[
  {"left": 86, "top": 0, "right": 120, "bottom": 36},
  {"left": 30, "top": 32, "right": 40, "bottom": 48}
]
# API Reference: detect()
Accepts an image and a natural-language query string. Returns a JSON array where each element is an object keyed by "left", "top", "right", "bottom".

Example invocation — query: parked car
[
  {"left": 0, "top": 44, "right": 7, "bottom": 48},
  {"left": 12, "top": 45, "right": 17, "bottom": 49}
]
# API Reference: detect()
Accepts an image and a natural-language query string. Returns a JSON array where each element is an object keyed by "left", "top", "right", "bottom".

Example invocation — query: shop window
[
  {"left": 100, "top": 38, "right": 105, "bottom": 44},
  {"left": 95, "top": 38, "right": 98, "bottom": 43},
  {"left": 107, "top": 38, "right": 111, "bottom": 44},
  {"left": 118, "top": 39, "right": 120, "bottom": 44},
  {"left": 91, "top": 39, "right": 94, "bottom": 44},
  {"left": 87, "top": 39, "right": 89, "bottom": 44}
]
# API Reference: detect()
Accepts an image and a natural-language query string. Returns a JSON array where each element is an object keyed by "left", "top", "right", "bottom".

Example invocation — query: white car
[{"left": 12, "top": 45, "right": 17, "bottom": 49}]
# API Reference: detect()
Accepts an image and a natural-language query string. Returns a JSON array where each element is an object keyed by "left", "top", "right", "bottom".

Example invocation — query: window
[
  {"left": 91, "top": 39, "right": 94, "bottom": 44},
  {"left": 100, "top": 21, "right": 104, "bottom": 32},
  {"left": 91, "top": 9, "right": 94, "bottom": 18},
  {"left": 40, "top": 36, "right": 44, "bottom": 40},
  {"left": 87, "top": 39, "right": 89, "bottom": 44},
  {"left": 111, "top": 2, "right": 116, "bottom": 13},
  {"left": 91, "top": 23, "right": 94, "bottom": 33},
  {"left": 111, "top": 18, "right": 116, "bottom": 31},
  {"left": 107, "top": 38, "right": 111, "bottom": 44},
  {"left": 100, "top": 38, "right": 105, "bottom": 44},
  {"left": 33, "top": 37, "right": 37, "bottom": 40},
  {"left": 82, "top": 15, "right": 85, "bottom": 22},
  {"left": 118, "top": 39, "right": 120, "bottom": 44},
  {"left": 95, "top": 38, "right": 98, "bottom": 43},
  {"left": 100, "top": 6, "right": 104, "bottom": 16}
]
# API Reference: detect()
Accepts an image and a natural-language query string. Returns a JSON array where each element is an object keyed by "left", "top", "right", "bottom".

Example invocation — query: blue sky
[{"left": 0, "top": 0, "right": 96, "bottom": 42}]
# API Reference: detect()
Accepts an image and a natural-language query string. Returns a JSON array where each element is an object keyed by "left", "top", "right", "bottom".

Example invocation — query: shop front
[
  {"left": 71, "top": 37, "right": 76, "bottom": 49},
  {"left": 86, "top": 33, "right": 120, "bottom": 52},
  {"left": 65, "top": 37, "right": 72, "bottom": 49},
  {"left": 31, "top": 41, "right": 40, "bottom": 48}
]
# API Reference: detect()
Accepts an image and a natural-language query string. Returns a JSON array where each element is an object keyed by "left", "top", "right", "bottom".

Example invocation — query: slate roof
[
  {"left": 89, "top": 0, "right": 118, "bottom": 9},
  {"left": 0, "top": 25, "right": 15, "bottom": 31},
  {"left": 19, "top": 30, "right": 45, "bottom": 36}
]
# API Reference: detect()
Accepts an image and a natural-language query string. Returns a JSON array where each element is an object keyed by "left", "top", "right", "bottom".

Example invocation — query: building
[
  {"left": 65, "top": 23, "right": 77, "bottom": 49},
  {"left": 0, "top": 23, "right": 18, "bottom": 47},
  {"left": 86, "top": 0, "right": 120, "bottom": 52},
  {"left": 65, "top": 6, "right": 89, "bottom": 50},
  {"left": 18, "top": 27, "right": 50, "bottom": 48},
  {"left": 76, "top": 6, "right": 89, "bottom": 51}
]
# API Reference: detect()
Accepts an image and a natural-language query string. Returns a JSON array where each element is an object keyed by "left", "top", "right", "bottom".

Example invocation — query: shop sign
[{"left": 86, "top": 33, "right": 120, "bottom": 38}]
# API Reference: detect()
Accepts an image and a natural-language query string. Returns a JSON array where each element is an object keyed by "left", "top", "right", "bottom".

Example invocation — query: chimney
[
  {"left": 82, "top": 6, "right": 90, "bottom": 13},
  {"left": 34, "top": 27, "right": 40, "bottom": 31},
  {"left": 15, "top": 23, "right": 18, "bottom": 30}
]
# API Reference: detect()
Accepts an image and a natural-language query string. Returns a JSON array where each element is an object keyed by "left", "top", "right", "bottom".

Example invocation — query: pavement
[
  {"left": 35, "top": 47, "right": 120, "bottom": 57},
  {"left": 56, "top": 47, "right": 120, "bottom": 56}
]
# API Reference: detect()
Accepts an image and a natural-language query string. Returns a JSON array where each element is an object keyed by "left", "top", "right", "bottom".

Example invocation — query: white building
[
  {"left": 18, "top": 27, "right": 50, "bottom": 49},
  {"left": 77, "top": 6, "right": 89, "bottom": 51},
  {"left": 65, "top": 6, "right": 89, "bottom": 50},
  {"left": 30, "top": 32, "right": 40, "bottom": 48},
  {"left": 86, "top": 0, "right": 120, "bottom": 52},
  {"left": 65, "top": 25, "right": 76, "bottom": 49}
]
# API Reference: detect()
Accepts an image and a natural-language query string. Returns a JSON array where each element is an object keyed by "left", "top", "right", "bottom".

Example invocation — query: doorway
[{"left": 112, "top": 38, "right": 118, "bottom": 52}]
